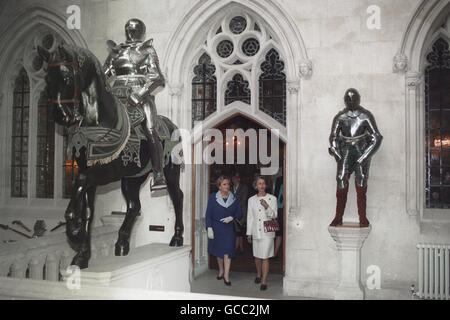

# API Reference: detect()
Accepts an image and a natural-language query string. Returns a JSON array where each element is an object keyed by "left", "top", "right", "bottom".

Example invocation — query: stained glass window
[
  {"left": 229, "top": 16, "right": 247, "bottom": 34},
  {"left": 242, "top": 38, "right": 260, "bottom": 56},
  {"left": 11, "top": 68, "right": 30, "bottom": 198},
  {"left": 217, "top": 40, "right": 234, "bottom": 58},
  {"left": 63, "top": 128, "right": 78, "bottom": 198},
  {"left": 259, "top": 49, "right": 286, "bottom": 126},
  {"left": 192, "top": 53, "right": 217, "bottom": 128},
  {"left": 425, "top": 38, "right": 450, "bottom": 209},
  {"left": 36, "top": 92, "right": 55, "bottom": 198},
  {"left": 225, "top": 74, "right": 251, "bottom": 105}
]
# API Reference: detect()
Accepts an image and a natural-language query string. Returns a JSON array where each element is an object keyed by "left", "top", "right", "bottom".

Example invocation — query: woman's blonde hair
[{"left": 216, "top": 175, "right": 230, "bottom": 188}]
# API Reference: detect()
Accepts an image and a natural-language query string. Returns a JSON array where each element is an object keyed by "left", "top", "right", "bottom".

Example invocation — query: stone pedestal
[
  {"left": 62, "top": 243, "right": 191, "bottom": 293},
  {"left": 100, "top": 214, "right": 142, "bottom": 249},
  {"left": 328, "top": 223, "right": 371, "bottom": 300}
]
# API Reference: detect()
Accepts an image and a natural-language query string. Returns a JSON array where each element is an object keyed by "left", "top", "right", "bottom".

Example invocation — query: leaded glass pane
[
  {"left": 10, "top": 68, "right": 30, "bottom": 198},
  {"left": 191, "top": 53, "right": 217, "bottom": 127},
  {"left": 425, "top": 38, "right": 450, "bottom": 209},
  {"left": 217, "top": 40, "right": 234, "bottom": 58},
  {"left": 229, "top": 16, "right": 247, "bottom": 34},
  {"left": 225, "top": 74, "right": 251, "bottom": 105},
  {"left": 36, "top": 91, "right": 55, "bottom": 198},
  {"left": 32, "top": 55, "right": 43, "bottom": 71},
  {"left": 259, "top": 49, "right": 286, "bottom": 126},
  {"left": 242, "top": 38, "right": 260, "bottom": 56},
  {"left": 42, "top": 34, "right": 54, "bottom": 50},
  {"left": 63, "top": 127, "right": 78, "bottom": 199}
]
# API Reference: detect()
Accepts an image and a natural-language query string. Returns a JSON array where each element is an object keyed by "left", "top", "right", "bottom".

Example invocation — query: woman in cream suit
[{"left": 246, "top": 176, "right": 277, "bottom": 291}]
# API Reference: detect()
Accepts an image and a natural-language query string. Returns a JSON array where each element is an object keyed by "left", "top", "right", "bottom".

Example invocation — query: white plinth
[
  {"left": 328, "top": 223, "right": 371, "bottom": 300},
  {"left": 100, "top": 214, "right": 142, "bottom": 249},
  {"left": 63, "top": 243, "right": 191, "bottom": 293}
]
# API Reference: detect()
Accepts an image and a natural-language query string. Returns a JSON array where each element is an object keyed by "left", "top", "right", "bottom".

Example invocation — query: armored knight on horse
[
  {"left": 104, "top": 18, "right": 167, "bottom": 192},
  {"left": 37, "top": 18, "right": 184, "bottom": 269}
]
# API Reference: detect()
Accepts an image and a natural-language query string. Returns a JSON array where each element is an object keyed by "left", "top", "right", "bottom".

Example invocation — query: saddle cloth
[
  {"left": 66, "top": 85, "right": 182, "bottom": 171},
  {"left": 67, "top": 94, "right": 130, "bottom": 167}
]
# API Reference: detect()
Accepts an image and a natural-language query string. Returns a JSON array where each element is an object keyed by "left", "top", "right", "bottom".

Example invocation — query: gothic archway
[
  {"left": 396, "top": 0, "right": 450, "bottom": 220},
  {"left": 163, "top": 0, "right": 310, "bottom": 279},
  {"left": 0, "top": 6, "right": 87, "bottom": 205}
]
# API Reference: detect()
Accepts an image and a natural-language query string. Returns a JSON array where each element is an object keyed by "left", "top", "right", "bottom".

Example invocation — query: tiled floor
[{"left": 190, "top": 269, "right": 312, "bottom": 300}]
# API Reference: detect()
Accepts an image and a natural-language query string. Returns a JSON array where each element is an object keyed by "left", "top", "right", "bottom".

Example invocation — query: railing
[{"left": 0, "top": 225, "right": 120, "bottom": 282}]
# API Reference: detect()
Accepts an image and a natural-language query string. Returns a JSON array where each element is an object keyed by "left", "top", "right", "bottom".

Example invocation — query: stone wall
[{"left": 0, "top": 0, "right": 449, "bottom": 299}]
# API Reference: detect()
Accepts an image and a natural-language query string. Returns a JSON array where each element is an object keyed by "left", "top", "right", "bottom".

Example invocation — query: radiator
[{"left": 417, "top": 244, "right": 450, "bottom": 300}]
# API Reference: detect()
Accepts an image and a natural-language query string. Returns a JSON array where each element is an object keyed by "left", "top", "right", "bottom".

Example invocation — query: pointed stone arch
[
  {"left": 0, "top": 6, "right": 87, "bottom": 204},
  {"left": 396, "top": 0, "right": 450, "bottom": 220},
  {"left": 163, "top": 0, "right": 310, "bottom": 278}
]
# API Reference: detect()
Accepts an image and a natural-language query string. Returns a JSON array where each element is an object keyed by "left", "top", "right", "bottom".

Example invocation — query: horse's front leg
[
  {"left": 115, "top": 177, "right": 144, "bottom": 256},
  {"left": 71, "top": 186, "right": 96, "bottom": 269},
  {"left": 65, "top": 173, "right": 88, "bottom": 243},
  {"left": 165, "top": 162, "right": 184, "bottom": 247}
]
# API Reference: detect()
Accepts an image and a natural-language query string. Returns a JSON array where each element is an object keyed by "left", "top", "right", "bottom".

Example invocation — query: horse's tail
[{"left": 159, "top": 115, "right": 181, "bottom": 141}]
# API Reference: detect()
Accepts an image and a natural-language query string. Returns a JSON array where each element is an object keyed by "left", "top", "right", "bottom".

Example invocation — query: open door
[
  {"left": 192, "top": 115, "right": 286, "bottom": 275},
  {"left": 192, "top": 141, "right": 210, "bottom": 278}
]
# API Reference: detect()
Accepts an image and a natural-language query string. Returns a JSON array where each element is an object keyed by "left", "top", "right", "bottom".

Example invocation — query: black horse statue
[{"left": 37, "top": 44, "right": 184, "bottom": 269}]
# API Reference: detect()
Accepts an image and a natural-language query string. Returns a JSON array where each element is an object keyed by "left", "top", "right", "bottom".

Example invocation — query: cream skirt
[{"left": 252, "top": 238, "right": 274, "bottom": 259}]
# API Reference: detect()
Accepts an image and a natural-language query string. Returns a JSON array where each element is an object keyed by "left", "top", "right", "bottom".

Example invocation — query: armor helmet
[
  {"left": 344, "top": 88, "right": 361, "bottom": 110},
  {"left": 125, "top": 19, "right": 146, "bottom": 43}
]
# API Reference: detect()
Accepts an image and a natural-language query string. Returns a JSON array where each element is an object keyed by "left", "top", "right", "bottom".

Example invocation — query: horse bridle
[{"left": 47, "top": 60, "right": 85, "bottom": 124}]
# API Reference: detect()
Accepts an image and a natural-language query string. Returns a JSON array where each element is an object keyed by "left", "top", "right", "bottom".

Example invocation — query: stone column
[
  {"left": 404, "top": 72, "right": 423, "bottom": 217},
  {"left": 328, "top": 224, "right": 371, "bottom": 300}
]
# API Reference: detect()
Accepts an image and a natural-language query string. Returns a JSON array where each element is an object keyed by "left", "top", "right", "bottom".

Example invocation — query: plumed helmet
[
  {"left": 344, "top": 88, "right": 361, "bottom": 109},
  {"left": 125, "top": 18, "right": 146, "bottom": 42}
]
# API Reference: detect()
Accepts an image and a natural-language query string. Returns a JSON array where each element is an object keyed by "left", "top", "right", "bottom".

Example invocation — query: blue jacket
[{"left": 205, "top": 191, "right": 243, "bottom": 258}]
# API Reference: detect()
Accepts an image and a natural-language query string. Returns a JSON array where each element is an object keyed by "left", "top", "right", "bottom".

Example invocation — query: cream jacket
[{"left": 246, "top": 193, "right": 278, "bottom": 240}]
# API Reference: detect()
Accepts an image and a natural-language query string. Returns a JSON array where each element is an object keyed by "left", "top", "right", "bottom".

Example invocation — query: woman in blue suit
[{"left": 206, "top": 175, "right": 243, "bottom": 286}]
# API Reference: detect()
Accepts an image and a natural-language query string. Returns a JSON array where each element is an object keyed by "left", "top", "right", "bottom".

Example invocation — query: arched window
[
  {"left": 259, "top": 49, "right": 286, "bottom": 126},
  {"left": 425, "top": 37, "right": 450, "bottom": 209},
  {"left": 10, "top": 68, "right": 30, "bottom": 198},
  {"left": 7, "top": 30, "right": 72, "bottom": 200},
  {"left": 190, "top": 13, "right": 287, "bottom": 127},
  {"left": 192, "top": 53, "right": 217, "bottom": 128}
]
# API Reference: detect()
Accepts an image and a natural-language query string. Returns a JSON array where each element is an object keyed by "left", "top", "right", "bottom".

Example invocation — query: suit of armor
[
  {"left": 328, "top": 89, "right": 383, "bottom": 227},
  {"left": 104, "top": 19, "right": 167, "bottom": 191}
]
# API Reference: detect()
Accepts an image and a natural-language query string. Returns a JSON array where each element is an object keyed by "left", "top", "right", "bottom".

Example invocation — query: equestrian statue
[{"left": 37, "top": 19, "right": 184, "bottom": 269}]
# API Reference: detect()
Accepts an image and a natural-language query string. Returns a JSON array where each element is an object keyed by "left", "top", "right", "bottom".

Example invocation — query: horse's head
[{"left": 38, "top": 45, "right": 85, "bottom": 127}]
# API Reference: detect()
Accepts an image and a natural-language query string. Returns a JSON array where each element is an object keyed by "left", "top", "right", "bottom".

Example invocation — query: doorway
[{"left": 204, "top": 115, "right": 286, "bottom": 275}]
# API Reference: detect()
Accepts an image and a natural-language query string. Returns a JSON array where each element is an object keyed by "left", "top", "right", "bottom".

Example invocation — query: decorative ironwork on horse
[{"left": 37, "top": 43, "right": 184, "bottom": 269}]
